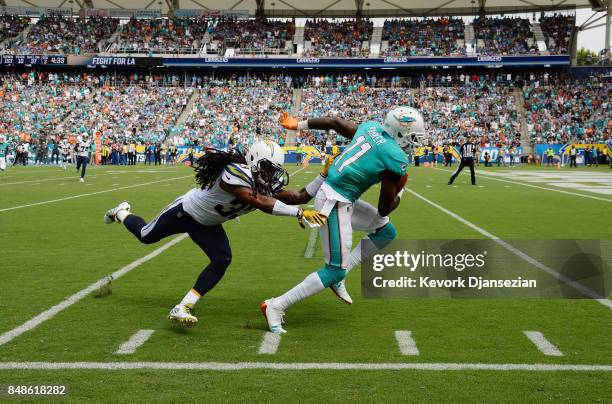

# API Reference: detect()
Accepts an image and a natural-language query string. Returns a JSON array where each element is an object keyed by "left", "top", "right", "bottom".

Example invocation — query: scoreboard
[{"left": 1, "top": 54, "right": 67, "bottom": 66}]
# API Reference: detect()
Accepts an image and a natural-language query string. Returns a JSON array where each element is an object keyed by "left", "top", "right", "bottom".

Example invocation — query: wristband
[
  {"left": 305, "top": 174, "right": 325, "bottom": 197},
  {"left": 297, "top": 120, "right": 309, "bottom": 131},
  {"left": 397, "top": 188, "right": 405, "bottom": 199},
  {"left": 272, "top": 200, "right": 301, "bottom": 217}
]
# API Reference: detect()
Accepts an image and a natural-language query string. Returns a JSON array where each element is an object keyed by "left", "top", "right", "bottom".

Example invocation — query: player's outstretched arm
[
  {"left": 378, "top": 171, "right": 403, "bottom": 217},
  {"left": 220, "top": 181, "right": 327, "bottom": 228},
  {"left": 275, "top": 152, "right": 338, "bottom": 205},
  {"left": 280, "top": 112, "right": 358, "bottom": 139}
]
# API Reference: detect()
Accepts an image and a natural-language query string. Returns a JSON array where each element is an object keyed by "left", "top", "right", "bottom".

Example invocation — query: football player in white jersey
[
  {"left": 75, "top": 134, "right": 91, "bottom": 182},
  {"left": 60, "top": 137, "right": 71, "bottom": 170},
  {"left": 103, "top": 140, "right": 329, "bottom": 328}
]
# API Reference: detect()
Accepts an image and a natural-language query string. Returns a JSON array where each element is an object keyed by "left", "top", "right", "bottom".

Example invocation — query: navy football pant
[
  {"left": 76, "top": 156, "right": 89, "bottom": 178},
  {"left": 123, "top": 198, "right": 232, "bottom": 297}
]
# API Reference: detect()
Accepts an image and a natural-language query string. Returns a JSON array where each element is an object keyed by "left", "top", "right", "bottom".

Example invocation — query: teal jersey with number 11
[{"left": 325, "top": 121, "right": 408, "bottom": 202}]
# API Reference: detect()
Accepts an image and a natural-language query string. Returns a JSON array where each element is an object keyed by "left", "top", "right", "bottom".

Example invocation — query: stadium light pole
[{"left": 606, "top": 0, "right": 611, "bottom": 61}]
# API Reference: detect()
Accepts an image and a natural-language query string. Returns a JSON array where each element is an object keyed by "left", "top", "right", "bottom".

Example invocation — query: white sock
[
  {"left": 346, "top": 237, "right": 380, "bottom": 272},
  {"left": 272, "top": 272, "right": 324, "bottom": 311},
  {"left": 180, "top": 289, "right": 201, "bottom": 307},
  {"left": 116, "top": 209, "right": 131, "bottom": 223}
]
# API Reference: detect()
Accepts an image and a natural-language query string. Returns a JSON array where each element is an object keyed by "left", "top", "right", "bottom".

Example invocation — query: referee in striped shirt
[{"left": 448, "top": 135, "right": 478, "bottom": 186}]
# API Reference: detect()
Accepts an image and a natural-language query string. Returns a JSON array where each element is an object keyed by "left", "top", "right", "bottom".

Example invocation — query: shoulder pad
[{"left": 221, "top": 163, "right": 254, "bottom": 188}]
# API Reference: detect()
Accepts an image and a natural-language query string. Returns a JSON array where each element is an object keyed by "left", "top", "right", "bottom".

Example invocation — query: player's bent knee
[
  {"left": 369, "top": 222, "right": 397, "bottom": 249},
  {"left": 211, "top": 251, "right": 232, "bottom": 269},
  {"left": 317, "top": 265, "right": 347, "bottom": 288}
]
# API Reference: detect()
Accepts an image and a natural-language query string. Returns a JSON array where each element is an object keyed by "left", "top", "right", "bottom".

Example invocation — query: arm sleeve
[{"left": 386, "top": 148, "right": 409, "bottom": 177}]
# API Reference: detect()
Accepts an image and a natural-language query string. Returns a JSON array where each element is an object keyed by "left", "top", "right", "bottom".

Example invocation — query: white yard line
[
  {"left": 433, "top": 167, "right": 611, "bottom": 202},
  {"left": 523, "top": 331, "right": 564, "bottom": 356},
  {"left": 0, "top": 234, "right": 188, "bottom": 346},
  {"left": 395, "top": 330, "right": 420, "bottom": 356},
  {"left": 257, "top": 332, "right": 282, "bottom": 355},
  {"left": 0, "top": 175, "right": 192, "bottom": 213},
  {"left": 0, "top": 361, "right": 610, "bottom": 371},
  {"left": 304, "top": 228, "right": 318, "bottom": 258},
  {"left": 405, "top": 188, "right": 612, "bottom": 310},
  {"left": 0, "top": 168, "right": 176, "bottom": 186},
  {"left": 115, "top": 330, "right": 155, "bottom": 355}
]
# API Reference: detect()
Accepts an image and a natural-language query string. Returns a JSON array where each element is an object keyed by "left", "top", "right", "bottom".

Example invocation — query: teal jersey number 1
[
  {"left": 0, "top": 143, "right": 7, "bottom": 158},
  {"left": 325, "top": 121, "right": 408, "bottom": 202}
]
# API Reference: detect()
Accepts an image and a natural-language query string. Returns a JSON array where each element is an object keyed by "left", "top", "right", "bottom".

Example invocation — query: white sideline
[
  {"left": 523, "top": 331, "right": 564, "bottom": 356},
  {"left": 0, "top": 175, "right": 192, "bottom": 213},
  {"left": 258, "top": 332, "right": 282, "bottom": 355},
  {"left": 395, "top": 330, "right": 419, "bottom": 356},
  {"left": 433, "top": 167, "right": 611, "bottom": 203},
  {"left": 405, "top": 188, "right": 612, "bottom": 310},
  {"left": 0, "top": 234, "right": 188, "bottom": 346},
  {"left": 115, "top": 330, "right": 155, "bottom": 355},
  {"left": 0, "top": 361, "right": 610, "bottom": 371}
]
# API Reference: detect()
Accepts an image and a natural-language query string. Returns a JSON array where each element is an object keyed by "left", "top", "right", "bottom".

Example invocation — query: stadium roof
[{"left": 0, "top": 0, "right": 599, "bottom": 18}]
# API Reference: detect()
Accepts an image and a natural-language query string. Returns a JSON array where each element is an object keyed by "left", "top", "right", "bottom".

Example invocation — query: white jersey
[
  {"left": 76, "top": 138, "right": 91, "bottom": 157},
  {"left": 182, "top": 163, "right": 282, "bottom": 226},
  {"left": 60, "top": 140, "right": 71, "bottom": 155}
]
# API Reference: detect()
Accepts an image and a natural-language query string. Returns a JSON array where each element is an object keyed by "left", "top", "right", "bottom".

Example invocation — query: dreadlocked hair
[{"left": 194, "top": 148, "right": 247, "bottom": 190}]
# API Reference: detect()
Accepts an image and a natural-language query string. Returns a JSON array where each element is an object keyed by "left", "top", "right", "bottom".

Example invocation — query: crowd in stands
[
  {"left": 8, "top": 16, "right": 117, "bottom": 54},
  {"left": 473, "top": 16, "right": 537, "bottom": 55},
  {"left": 381, "top": 17, "right": 465, "bottom": 57},
  {"left": 524, "top": 73, "right": 610, "bottom": 144},
  {"left": 113, "top": 17, "right": 208, "bottom": 53},
  {"left": 209, "top": 18, "right": 294, "bottom": 55},
  {"left": 0, "top": 14, "right": 30, "bottom": 44},
  {"left": 540, "top": 14, "right": 574, "bottom": 55},
  {"left": 0, "top": 69, "right": 609, "bottom": 166},
  {"left": 303, "top": 19, "right": 372, "bottom": 57},
  {"left": 174, "top": 75, "right": 291, "bottom": 149},
  {"left": 416, "top": 81, "right": 521, "bottom": 148},
  {"left": 0, "top": 13, "right": 583, "bottom": 57}
]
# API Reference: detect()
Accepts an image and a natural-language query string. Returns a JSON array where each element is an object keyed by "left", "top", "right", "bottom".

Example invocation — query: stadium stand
[
  {"left": 303, "top": 19, "right": 373, "bottom": 57},
  {"left": 174, "top": 76, "right": 291, "bottom": 149},
  {"left": 539, "top": 14, "right": 575, "bottom": 55},
  {"left": 112, "top": 17, "right": 209, "bottom": 54},
  {"left": 380, "top": 17, "right": 466, "bottom": 57},
  {"left": 524, "top": 73, "right": 611, "bottom": 144},
  {"left": 8, "top": 16, "right": 117, "bottom": 54},
  {"left": 473, "top": 16, "right": 537, "bottom": 55},
  {"left": 0, "top": 14, "right": 30, "bottom": 45},
  {"left": 208, "top": 17, "right": 295, "bottom": 56}
]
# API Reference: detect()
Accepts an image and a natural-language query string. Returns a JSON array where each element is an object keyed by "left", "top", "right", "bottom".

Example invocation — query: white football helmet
[
  {"left": 383, "top": 106, "right": 426, "bottom": 150},
  {"left": 245, "top": 140, "right": 287, "bottom": 190}
]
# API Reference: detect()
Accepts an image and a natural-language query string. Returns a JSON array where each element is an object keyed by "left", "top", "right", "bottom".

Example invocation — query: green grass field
[{"left": 0, "top": 163, "right": 611, "bottom": 403}]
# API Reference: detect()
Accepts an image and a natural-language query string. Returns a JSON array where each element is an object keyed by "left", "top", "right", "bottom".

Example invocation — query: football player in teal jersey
[
  {"left": 0, "top": 136, "right": 8, "bottom": 172},
  {"left": 262, "top": 107, "right": 426, "bottom": 333}
]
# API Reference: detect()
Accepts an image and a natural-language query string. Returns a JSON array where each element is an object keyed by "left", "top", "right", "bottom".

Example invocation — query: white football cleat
[
  {"left": 260, "top": 299, "right": 286, "bottom": 334},
  {"left": 331, "top": 280, "right": 353, "bottom": 305},
  {"left": 168, "top": 304, "right": 198, "bottom": 328},
  {"left": 79, "top": 177, "right": 85, "bottom": 183},
  {"left": 104, "top": 201, "right": 131, "bottom": 224}
]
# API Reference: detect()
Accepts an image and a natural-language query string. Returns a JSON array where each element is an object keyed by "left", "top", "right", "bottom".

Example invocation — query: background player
[
  {"left": 75, "top": 134, "right": 91, "bottom": 182},
  {"left": 262, "top": 107, "right": 426, "bottom": 333},
  {"left": 103, "top": 141, "right": 328, "bottom": 328},
  {"left": 60, "top": 136, "right": 71, "bottom": 170},
  {"left": 0, "top": 135, "right": 8, "bottom": 172}
]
